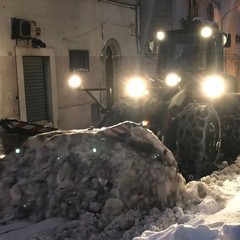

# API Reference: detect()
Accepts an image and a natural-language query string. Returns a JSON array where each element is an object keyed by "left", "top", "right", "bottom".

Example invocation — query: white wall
[{"left": 0, "top": 0, "right": 140, "bottom": 129}]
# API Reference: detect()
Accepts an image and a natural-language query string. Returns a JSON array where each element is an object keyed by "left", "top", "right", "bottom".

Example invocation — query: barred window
[{"left": 69, "top": 49, "right": 89, "bottom": 72}]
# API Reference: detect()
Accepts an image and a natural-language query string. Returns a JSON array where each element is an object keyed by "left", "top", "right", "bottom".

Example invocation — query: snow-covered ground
[
  {"left": 135, "top": 161, "right": 240, "bottom": 240},
  {"left": 0, "top": 122, "right": 240, "bottom": 240}
]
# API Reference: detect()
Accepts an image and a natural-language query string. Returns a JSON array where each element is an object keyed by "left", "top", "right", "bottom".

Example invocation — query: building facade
[
  {"left": 0, "top": 0, "right": 140, "bottom": 129},
  {"left": 2, "top": 0, "right": 240, "bottom": 130}
]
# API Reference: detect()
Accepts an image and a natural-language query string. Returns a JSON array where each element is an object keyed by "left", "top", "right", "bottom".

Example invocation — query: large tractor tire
[{"left": 176, "top": 103, "right": 221, "bottom": 180}]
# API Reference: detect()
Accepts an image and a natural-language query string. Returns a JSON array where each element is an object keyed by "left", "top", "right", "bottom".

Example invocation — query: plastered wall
[{"left": 0, "top": 0, "right": 140, "bottom": 129}]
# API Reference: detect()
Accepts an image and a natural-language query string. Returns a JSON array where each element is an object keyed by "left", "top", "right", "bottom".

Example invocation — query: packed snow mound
[
  {"left": 134, "top": 158, "right": 240, "bottom": 240},
  {"left": 0, "top": 121, "right": 185, "bottom": 224}
]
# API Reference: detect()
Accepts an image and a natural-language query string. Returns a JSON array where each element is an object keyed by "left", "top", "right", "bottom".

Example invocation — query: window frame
[{"left": 69, "top": 49, "right": 90, "bottom": 72}]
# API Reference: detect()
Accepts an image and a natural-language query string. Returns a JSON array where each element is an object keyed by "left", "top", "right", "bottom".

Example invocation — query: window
[
  {"left": 193, "top": 0, "right": 198, "bottom": 18},
  {"left": 69, "top": 49, "right": 89, "bottom": 72}
]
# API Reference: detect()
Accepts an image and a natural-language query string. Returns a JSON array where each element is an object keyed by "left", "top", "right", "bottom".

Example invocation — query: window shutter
[{"left": 22, "top": 56, "right": 49, "bottom": 122}]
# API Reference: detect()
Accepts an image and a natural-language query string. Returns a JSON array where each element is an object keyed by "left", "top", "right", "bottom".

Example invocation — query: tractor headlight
[
  {"left": 156, "top": 31, "right": 165, "bottom": 41},
  {"left": 126, "top": 76, "right": 148, "bottom": 98},
  {"left": 68, "top": 74, "right": 82, "bottom": 88},
  {"left": 202, "top": 75, "right": 225, "bottom": 98},
  {"left": 200, "top": 26, "right": 213, "bottom": 38},
  {"left": 165, "top": 73, "right": 181, "bottom": 87}
]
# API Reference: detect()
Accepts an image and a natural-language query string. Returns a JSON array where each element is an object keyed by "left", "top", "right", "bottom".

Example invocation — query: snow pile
[
  {"left": 134, "top": 159, "right": 240, "bottom": 240},
  {"left": 2, "top": 121, "right": 240, "bottom": 240},
  {"left": 0, "top": 122, "right": 186, "bottom": 239}
]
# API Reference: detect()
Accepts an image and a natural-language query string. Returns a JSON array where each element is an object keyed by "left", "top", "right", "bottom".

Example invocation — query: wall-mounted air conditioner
[{"left": 11, "top": 18, "right": 38, "bottom": 39}]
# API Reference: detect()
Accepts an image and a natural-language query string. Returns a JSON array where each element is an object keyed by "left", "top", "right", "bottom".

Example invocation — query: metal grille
[
  {"left": 22, "top": 56, "right": 49, "bottom": 122},
  {"left": 69, "top": 50, "right": 89, "bottom": 71}
]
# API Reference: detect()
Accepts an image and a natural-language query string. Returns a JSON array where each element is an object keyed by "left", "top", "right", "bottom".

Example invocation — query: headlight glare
[
  {"left": 126, "top": 77, "right": 147, "bottom": 98},
  {"left": 156, "top": 31, "right": 165, "bottom": 41},
  {"left": 68, "top": 74, "right": 82, "bottom": 88},
  {"left": 202, "top": 75, "right": 225, "bottom": 98},
  {"left": 165, "top": 73, "right": 181, "bottom": 87},
  {"left": 200, "top": 26, "right": 213, "bottom": 38}
]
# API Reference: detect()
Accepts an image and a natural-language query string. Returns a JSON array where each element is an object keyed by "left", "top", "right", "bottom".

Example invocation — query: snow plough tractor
[{"left": 100, "top": 19, "right": 240, "bottom": 180}]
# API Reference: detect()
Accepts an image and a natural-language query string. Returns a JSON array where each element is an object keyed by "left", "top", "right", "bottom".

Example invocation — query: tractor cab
[
  {"left": 156, "top": 23, "right": 231, "bottom": 87},
  {"left": 152, "top": 22, "right": 236, "bottom": 104}
]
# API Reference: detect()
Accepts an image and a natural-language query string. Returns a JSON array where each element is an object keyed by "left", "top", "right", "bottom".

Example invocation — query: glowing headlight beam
[
  {"left": 200, "top": 26, "right": 213, "bottom": 38},
  {"left": 202, "top": 76, "right": 225, "bottom": 98},
  {"left": 126, "top": 77, "right": 147, "bottom": 98},
  {"left": 165, "top": 73, "right": 181, "bottom": 87},
  {"left": 68, "top": 75, "right": 82, "bottom": 88},
  {"left": 156, "top": 31, "right": 165, "bottom": 41}
]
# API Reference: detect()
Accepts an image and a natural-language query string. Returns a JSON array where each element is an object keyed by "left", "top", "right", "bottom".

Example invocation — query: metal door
[{"left": 22, "top": 56, "right": 50, "bottom": 122}]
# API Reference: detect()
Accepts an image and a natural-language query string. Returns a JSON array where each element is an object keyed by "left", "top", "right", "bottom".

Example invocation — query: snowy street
[{"left": 0, "top": 218, "right": 64, "bottom": 240}]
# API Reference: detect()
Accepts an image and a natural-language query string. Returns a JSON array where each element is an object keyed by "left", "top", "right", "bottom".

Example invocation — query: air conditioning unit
[{"left": 11, "top": 18, "right": 37, "bottom": 39}]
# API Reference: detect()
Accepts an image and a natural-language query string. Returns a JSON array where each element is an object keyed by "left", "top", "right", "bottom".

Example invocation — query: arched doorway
[
  {"left": 102, "top": 38, "right": 122, "bottom": 109},
  {"left": 105, "top": 46, "right": 114, "bottom": 108}
]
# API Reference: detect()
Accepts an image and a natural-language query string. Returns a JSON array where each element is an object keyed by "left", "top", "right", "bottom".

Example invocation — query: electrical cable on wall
[
  {"left": 63, "top": 22, "right": 135, "bottom": 41},
  {"left": 63, "top": 24, "right": 102, "bottom": 41},
  {"left": 98, "top": 0, "right": 137, "bottom": 9}
]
